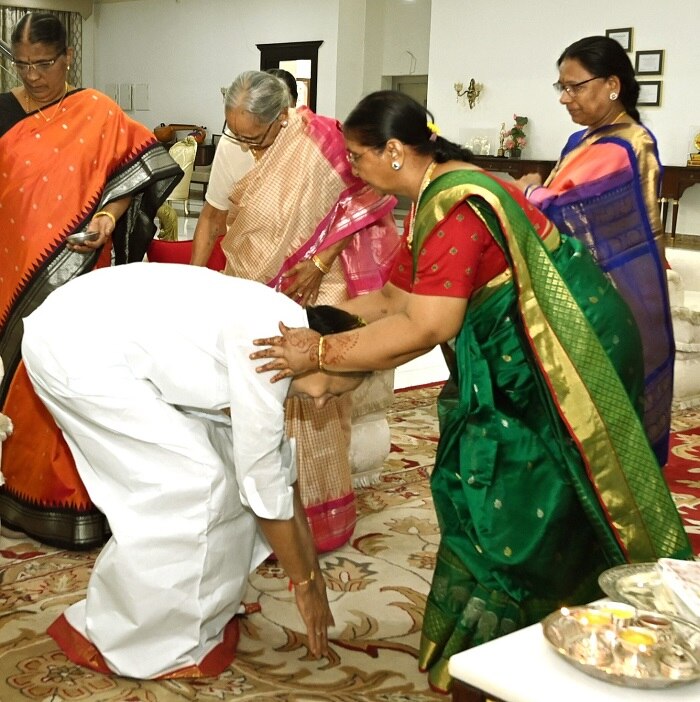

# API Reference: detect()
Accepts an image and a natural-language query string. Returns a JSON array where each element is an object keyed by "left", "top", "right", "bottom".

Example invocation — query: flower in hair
[{"left": 427, "top": 121, "right": 440, "bottom": 142}]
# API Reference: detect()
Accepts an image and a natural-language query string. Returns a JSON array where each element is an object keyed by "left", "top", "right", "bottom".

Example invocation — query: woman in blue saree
[{"left": 517, "top": 36, "right": 674, "bottom": 467}]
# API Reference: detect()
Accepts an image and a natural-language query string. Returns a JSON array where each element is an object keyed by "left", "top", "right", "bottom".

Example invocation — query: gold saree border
[
  {"left": 544, "top": 121, "right": 663, "bottom": 242},
  {"left": 412, "top": 170, "right": 690, "bottom": 562}
]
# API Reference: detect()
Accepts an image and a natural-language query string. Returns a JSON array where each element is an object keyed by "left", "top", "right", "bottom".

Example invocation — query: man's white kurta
[{"left": 22, "top": 263, "right": 307, "bottom": 678}]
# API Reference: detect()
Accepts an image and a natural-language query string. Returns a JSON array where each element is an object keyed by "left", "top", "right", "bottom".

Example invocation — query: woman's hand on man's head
[{"left": 251, "top": 322, "right": 321, "bottom": 382}]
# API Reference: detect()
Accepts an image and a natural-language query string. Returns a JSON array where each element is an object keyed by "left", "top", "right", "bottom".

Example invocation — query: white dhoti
[
  {"left": 23, "top": 343, "right": 269, "bottom": 679},
  {"left": 21, "top": 264, "right": 304, "bottom": 679}
]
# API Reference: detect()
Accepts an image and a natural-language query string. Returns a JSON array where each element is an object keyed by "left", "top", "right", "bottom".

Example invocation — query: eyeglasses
[
  {"left": 346, "top": 148, "right": 373, "bottom": 165},
  {"left": 553, "top": 76, "right": 604, "bottom": 96},
  {"left": 222, "top": 113, "right": 281, "bottom": 147},
  {"left": 12, "top": 50, "right": 65, "bottom": 76}
]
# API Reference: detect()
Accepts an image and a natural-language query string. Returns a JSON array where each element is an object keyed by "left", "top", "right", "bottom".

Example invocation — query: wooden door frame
[{"left": 257, "top": 40, "right": 323, "bottom": 112}]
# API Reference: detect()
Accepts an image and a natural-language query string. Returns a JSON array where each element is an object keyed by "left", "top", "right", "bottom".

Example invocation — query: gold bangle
[
  {"left": 312, "top": 254, "right": 331, "bottom": 275},
  {"left": 318, "top": 335, "right": 325, "bottom": 371},
  {"left": 94, "top": 210, "right": 117, "bottom": 229},
  {"left": 288, "top": 570, "right": 316, "bottom": 590}
]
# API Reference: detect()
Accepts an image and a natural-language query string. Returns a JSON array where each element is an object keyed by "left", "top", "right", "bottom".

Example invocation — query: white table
[{"left": 449, "top": 621, "right": 700, "bottom": 702}]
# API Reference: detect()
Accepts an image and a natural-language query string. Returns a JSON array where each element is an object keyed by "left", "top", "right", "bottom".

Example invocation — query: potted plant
[{"left": 504, "top": 115, "right": 528, "bottom": 158}]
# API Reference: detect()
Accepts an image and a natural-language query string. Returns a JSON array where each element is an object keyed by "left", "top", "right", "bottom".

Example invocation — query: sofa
[{"left": 666, "top": 247, "right": 700, "bottom": 409}]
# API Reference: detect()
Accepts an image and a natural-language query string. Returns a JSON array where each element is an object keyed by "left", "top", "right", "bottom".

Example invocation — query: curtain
[{"left": 1, "top": 5, "right": 82, "bottom": 92}]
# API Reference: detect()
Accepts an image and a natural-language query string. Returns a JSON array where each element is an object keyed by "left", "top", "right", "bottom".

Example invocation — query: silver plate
[
  {"left": 598, "top": 562, "right": 669, "bottom": 613},
  {"left": 542, "top": 606, "right": 700, "bottom": 688},
  {"left": 65, "top": 230, "right": 99, "bottom": 245}
]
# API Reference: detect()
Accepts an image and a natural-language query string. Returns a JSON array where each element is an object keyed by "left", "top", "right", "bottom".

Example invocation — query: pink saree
[{"left": 221, "top": 108, "right": 400, "bottom": 552}]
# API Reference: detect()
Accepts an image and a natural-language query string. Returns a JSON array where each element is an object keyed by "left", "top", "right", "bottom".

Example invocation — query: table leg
[
  {"left": 452, "top": 679, "right": 505, "bottom": 702},
  {"left": 670, "top": 198, "right": 679, "bottom": 240},
  {"left": 658, "top": 197, "right": 668, "bottom": 234}
]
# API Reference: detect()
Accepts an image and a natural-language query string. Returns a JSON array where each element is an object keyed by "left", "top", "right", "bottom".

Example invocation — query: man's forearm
[{"left": 256, "top": 484, "right": 319, "bottom": 583}]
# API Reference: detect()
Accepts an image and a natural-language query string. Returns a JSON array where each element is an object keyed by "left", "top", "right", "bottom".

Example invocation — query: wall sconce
[{"left": 454, "top": 78, "right": 483, "bottom": 109}]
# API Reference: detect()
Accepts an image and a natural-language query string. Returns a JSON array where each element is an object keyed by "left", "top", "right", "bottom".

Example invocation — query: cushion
[{"left": 147, "top": 237, "right": 226, "bottom": 271}]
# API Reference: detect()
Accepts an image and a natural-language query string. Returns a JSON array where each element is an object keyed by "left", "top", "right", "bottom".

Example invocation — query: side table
[{"left": 449, "top": 621, "right": 699, "bottom": 702}]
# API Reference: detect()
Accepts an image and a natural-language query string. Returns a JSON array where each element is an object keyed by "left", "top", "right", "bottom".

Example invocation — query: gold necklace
[
  {"left": 584, "top": 109, "right": 627, "bottom": 138},
  {"left": 407, "top": 161, "right": 437, "bottom": 250},
  {"left": 25, "top": 82, "right": 68, "bottom": 122}
]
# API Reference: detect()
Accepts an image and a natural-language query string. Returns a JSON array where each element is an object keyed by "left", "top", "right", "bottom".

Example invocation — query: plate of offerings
[
  {"left": 598, "top": 560, "right": 700, "bottom": 624},
  {"left": 541, "top": 603, "right": 700, "bottom": 688}
]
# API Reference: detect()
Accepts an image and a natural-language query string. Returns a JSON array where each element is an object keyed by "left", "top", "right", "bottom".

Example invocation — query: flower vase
[{"left": 510, "top": 148, "right": 521, "bottom": 159}]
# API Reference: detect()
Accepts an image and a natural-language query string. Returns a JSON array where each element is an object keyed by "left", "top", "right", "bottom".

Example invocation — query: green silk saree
[{"left": 414, "top": 170, "right": 692, "bottom": 692}]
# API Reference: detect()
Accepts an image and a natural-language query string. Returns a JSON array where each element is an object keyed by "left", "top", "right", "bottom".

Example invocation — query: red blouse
[{"left": 390, "top": 176, "right": 550, "bottom": 298}]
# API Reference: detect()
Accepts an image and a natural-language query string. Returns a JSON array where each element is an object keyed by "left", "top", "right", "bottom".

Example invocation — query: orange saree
[{"left": 0, "top": 88, "right": 181, "bottom": 548}]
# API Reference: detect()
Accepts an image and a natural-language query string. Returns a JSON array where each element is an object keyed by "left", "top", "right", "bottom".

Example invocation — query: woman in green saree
[{"left": 251, "top": 91, "right": 693, "bottom": 693}]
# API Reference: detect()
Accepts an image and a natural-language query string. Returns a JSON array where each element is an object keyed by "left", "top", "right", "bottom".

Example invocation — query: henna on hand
[{"left": 323, "top": 330, "right": 359, "bottom": 369}]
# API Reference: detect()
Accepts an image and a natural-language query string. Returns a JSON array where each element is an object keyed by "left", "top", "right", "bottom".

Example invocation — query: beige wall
[
  {"left": 429, "top": 0, "right": 700, "bottom": 234},
  {"left": 84, "top": 0, "right": 699, "bottom": 234}
]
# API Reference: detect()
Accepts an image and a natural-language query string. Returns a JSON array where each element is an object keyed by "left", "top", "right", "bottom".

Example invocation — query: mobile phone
[{"left": 66, "top": 230, "right": 100, "bottom": 245}]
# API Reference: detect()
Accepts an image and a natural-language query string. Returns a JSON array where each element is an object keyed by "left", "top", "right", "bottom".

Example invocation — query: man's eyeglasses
[
  {"left": 12, "top": 50, "right": 66, "bottom": 76},
  {"left": 346, "top": 148, "right": 373, "bottom": 165},
  {"left": 553, "top": 76, "right": 603, "bottom": 96},
  {"left": 222, "top": 113, "right": 280, "bottom": 147}
]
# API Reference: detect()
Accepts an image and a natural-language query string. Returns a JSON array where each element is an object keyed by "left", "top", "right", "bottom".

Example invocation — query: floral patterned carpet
[{"left": 0, "top": 386, "right": 698, "bottom": 702}]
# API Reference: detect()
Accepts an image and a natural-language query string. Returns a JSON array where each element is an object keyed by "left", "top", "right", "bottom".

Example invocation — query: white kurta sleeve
[{"left": 221, "top": 301, "right": 306, "bottom": 520}]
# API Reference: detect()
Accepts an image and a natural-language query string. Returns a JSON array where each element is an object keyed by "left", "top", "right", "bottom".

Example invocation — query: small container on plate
[
  {"left": 571, "top": 607, "right": 613, "bottom": 629},
  {"left": 636, "top": 613, "right": 675, "bottom": 645},
  {"left": 618, "top": 626, "right": 657, "bottom": 651},
  {"left": 594, "top": 602, "right": 636, "bottom": 630}
]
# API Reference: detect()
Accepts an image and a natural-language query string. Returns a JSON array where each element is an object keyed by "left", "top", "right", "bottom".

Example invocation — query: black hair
[
  {"left": 343, "top": 90, "right": 473, "bottom": 164},
  {"left": 307, "top": 305, "right": 366, "bottom": 336},
  {"left": 266, "top": 68, "right": 298, "bottom": 106},
  {"left": 558, "top": 35, "right": 640, "bottom": 122},
  {"left": 11, "top": 12, "right": 67, "bottom": 53}
]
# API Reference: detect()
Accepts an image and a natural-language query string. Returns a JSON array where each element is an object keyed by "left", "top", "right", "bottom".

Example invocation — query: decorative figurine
[{"left": 497, "top": 122, "right": 506, "bottom": 157}]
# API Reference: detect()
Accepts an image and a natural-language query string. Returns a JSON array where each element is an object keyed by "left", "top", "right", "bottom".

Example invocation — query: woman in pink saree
[{"left": 191, "top": 71, "right": 400, "bottom": 551}]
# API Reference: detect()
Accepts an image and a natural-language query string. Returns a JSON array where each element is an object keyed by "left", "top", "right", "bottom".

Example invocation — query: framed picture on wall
[
  {"left": 635, "top": 50, "right": 664, "bottom": 75},
  {"left": 638, "top": 80, "right": 662, "bottom": 107},
  {"left": 605, "top": 27, "right": 633, "bottom": 52}
]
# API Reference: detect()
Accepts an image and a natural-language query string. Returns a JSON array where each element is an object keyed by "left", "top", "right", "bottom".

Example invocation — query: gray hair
[{"left": 224, "top": 70, "right": 289, "bottom": 124}]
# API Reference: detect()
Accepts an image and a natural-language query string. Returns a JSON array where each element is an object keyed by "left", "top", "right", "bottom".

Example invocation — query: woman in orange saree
[{"left": 0, "top": 12, "right": 181, "bottom": 549}]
